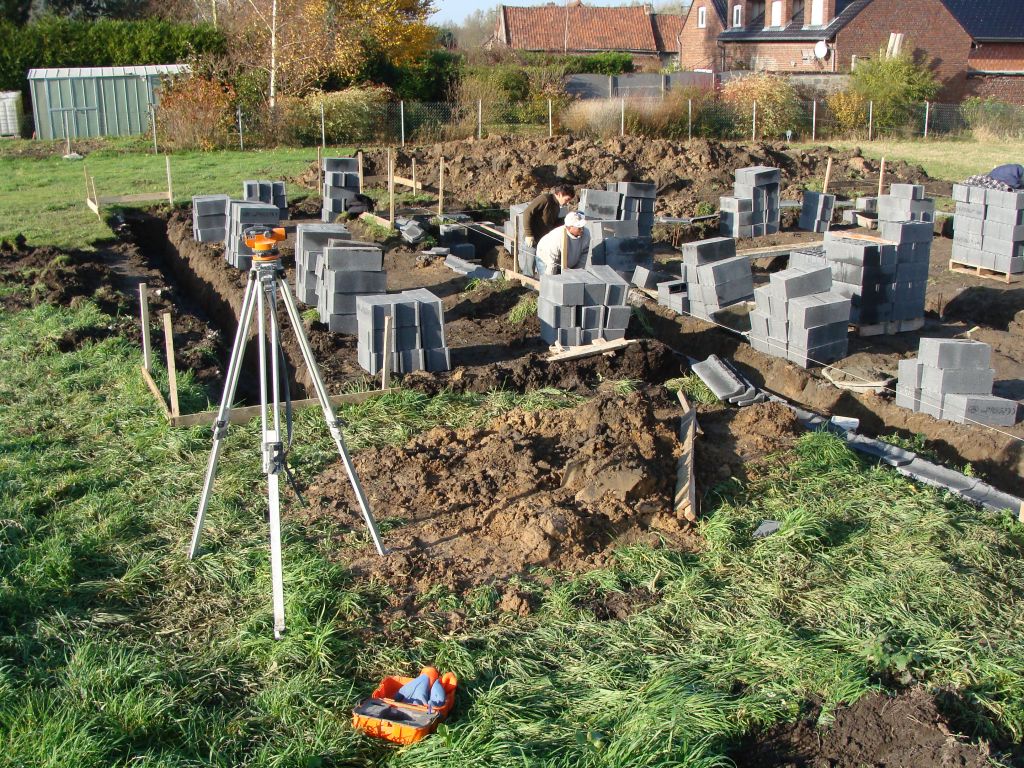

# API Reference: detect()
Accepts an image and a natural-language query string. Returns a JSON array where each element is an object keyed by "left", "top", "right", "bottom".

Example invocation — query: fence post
[
  {"left": 752, "top": 100, "right": 757, "bottom": 141},
  {"left": 150, "top": 105, "right": 158, "bottom": 154},
  {"left": 688, "top": 98, "right": 692, "bottom": 141},
  {"left": 924, "top": 101, "right": 930, "bottom": 138},
  {"left": 477, "top": 99, "right": 482, "bottom": 140},
  {"left": 237, "top": 106, "right": 244, "bottom": 151},
  {"left": 608, "top": 75, "right": 613, "bottom": 97},
  {"left": 812, "top": 100, "right": 817, "bottom": 142},
  {"left": 400, "top": 101, "right": 406, "bottom": 147},
  {"left": 548, "top": 99, "right": 553, "bottom": 138},
  {"left": 620, "top": 98, "right": 625, "bottom": 137},
  {"left": 868, "top": 100, "right": 874, "bottom": 141},
  {"left": 139, "top": 283, "right": 152, "bottom": 371},
  {"left": 319, "top": 101, "right": 326, "bottom": 148}
]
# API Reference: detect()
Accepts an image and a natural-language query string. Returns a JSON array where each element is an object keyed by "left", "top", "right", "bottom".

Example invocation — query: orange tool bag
[{"left": 351, "top": 667, "right": 458, "bottom": 745}]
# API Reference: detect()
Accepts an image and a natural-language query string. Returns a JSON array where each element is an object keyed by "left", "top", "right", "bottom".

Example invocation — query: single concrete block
[
  {"left": 540, "top": 272, "right": 586, "bottom": 306},
  {"left": 605, "top": 305, "right": 632, "bottom": 331},
  {"left": 320, "top": 269, "right": 387, "bottom": 294},
  {"left": 917, "top": 338, "right": 991, "bottom": 370},
  {"left": 692, "top": 355, "right": 746, "bottom": 400},
  {"left": 425, "top": 347, "right": 451, "bottom": 372},
  {"left": 320, "top": 246, "right": 383, "bottom": 272},
  {"left": 942, "top": 393, "right": 1019, "bottom": 426},
  {"left": 769, "top": 266, "right": 833, "bottom": 300},
  {"left": 735, "top": 166, "right": 781, "bottom": 186},
  {"left": 681, "top": 237, "right": 736, "bottom": 266},
  {"left": 889, "top": 183, "right": 925, "bottom": 200}
]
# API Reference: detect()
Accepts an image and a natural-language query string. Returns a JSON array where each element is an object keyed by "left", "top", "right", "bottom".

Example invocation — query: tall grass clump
[{"left": 721, "top": 72, "right": 803, "bottom": 139}]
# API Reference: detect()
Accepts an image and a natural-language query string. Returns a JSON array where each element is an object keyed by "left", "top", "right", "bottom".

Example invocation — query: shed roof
[{"left": 27, "top": 65, "right": 189, "bottom": 80}]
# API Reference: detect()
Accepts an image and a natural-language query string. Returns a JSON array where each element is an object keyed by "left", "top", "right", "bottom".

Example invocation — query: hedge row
[{"left": 0, "top": 16, "right": 226, "bottom": 93}]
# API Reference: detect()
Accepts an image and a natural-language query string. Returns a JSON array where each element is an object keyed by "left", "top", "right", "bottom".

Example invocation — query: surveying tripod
[{"left": 189, "top": 227, "right": 386, "bottom": 639}]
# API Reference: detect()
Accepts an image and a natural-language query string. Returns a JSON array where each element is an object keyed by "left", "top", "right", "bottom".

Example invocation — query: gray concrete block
[
  {"left": 967, "top": 186, "right": 988, "bottom": 205},
  {"left": 955, "top": 201, "right": 986, "bottom": 220},
  {"left": 538, "top": 296, "right": 578, "bottom": 328},
  {"left": 323, "top": 157, "right": 359, "bottom": 174},
  {"left": 612, "top": 181, "right": 657, "bottom": 199},
  {"left": 845, "top": 434, "right": 916, "bottom": 466},
  {"left": 325, "top": 313, "right": 358, "bottom": 334},
  {"left": 749, "top": 310, "right": 769, "bottom": 338},
  {"left": 631, "top": 265, "right": 672, "bottom": 289},
  {"left": 896, "top": 385, "right": 922, "bottom": 411},
  {"left": 942, "top": 393, "right": 1019, "bottom": 426},
  {"left": 692, "top": 354, "right": 746, "bottom": 400},
  {"left": 580, "top": 304, "right": 604, "bottom": 330},
  {"left": 917, "top": 338, "right": 991, "bottom": 370},
  {"left": 319, "top": 269, "right": 387, "bottom": 294},
  {"left": 681, "top": 236, "right": 736, "bottom": 266},
  {"left": 788, "top": 293, "right": 851, "bottom": 330},
  {"left": 605, "top": 305, "right": 632, "bottom": 331},
  {"left": 320, "top": 246, "right": 383, "bottom": 272},
  {"left": 195, "top": 227, "right": 227, "bottom": 242},
  {"left": 889, "top": 183, "right": 925, "bottom": 200},
  {"left": 193, "top": 194, "right": 230, "bottom": 217},
  {"left": 787, "top": 339, "right": 848, "bottom": 368},
  {"left": 735, "top": 166, "right": 781, "bottom": 186},
  {"left": 769, "top": 266, "right": 833, "bottom": 299},
  {"left": 658, "top": 279, "right": 687, "bottom": 305},
  {"left": 579, "top": 188, "right": 622, "bottom": 220},
  {"left": 425, "top": 347, "right": 451, "bottom": 372},
  {"left": 540, "top": 272, "right": 587, "bottom": 306},
  {"left": 896, "top": 457, "right": 979, "bottom": 494},
  {"left": 558, "top": 326, "right": 583, "bottom": 347},
  {"left": 983, "top": 188, "right": 1024, "bottom": 210},
  {"left": 880, "top": 220, "right": 933, "bottom": 245},
  {"left": 720, "top": 196, "right": 753, "bottom": 213},
  {"left": 898, "top": 358, "right": 924, "bottom": 389}
]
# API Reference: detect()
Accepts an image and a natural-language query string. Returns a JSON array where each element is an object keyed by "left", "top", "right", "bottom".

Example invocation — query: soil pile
[
  {"left": 300, "top": 137, "right": 936, "bottom": 217},
  {"left": 735, "top": 688, "right": 992, "bottom": 768},
  {"left": 695, "top": 401, "right": 802, "bottom": 485},
  {"left": 0, "top": 239, "right": 120, "bottom": 312},
  {"left": 302, "top": 386, "right": 689, "bottom": 613}
]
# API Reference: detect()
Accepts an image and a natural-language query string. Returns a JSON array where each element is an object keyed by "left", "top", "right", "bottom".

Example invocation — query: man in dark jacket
[{"left": 523, "top": 184, "right": 575, "bottom": 248}]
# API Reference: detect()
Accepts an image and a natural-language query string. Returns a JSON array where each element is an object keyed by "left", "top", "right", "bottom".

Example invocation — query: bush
[
  {"left": 962, "top": 97, "right": 1024, "bottom": 140},
  {"left": 156, "top": 75, "right": 235, "bottom": 150},
  {"left": 849, "top": 49, "right": 939, "bottom": 135},
  {"left": 0, "top": 17, "right": 226, "bottom": 93},
  {"left": 826, "top": 89, "right": 869, "bottom": 136},
  {"left": 284, "top": 87, "right": 393, "bottom": 146},
  {"left": 721, "top": 72, "right": 802, "bottom": 139}
]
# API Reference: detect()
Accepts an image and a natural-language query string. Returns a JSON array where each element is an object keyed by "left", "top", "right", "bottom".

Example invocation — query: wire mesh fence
[{"left": 155, "top": 94, "right": 1024, "bottom": 152}]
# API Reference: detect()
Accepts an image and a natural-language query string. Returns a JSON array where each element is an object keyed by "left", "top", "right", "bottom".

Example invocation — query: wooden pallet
[
  {"left": 851, "top": 316, "right": 924, "bottom": 337},
  {"left": 948, "top": 259, "right": 1020, "bottom": 285}
]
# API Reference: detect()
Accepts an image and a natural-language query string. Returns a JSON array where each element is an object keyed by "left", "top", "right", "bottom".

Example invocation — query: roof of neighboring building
[
  {"left": 940, "top": 0, "right": 1024, "bottom": 43},
  {"left": 496, "top": 4, "right": 686, "bottom": 53},
  {"left": 717, "top": 0, "right": 872, "bottom": 43},
  {"left": 28, "top": 65, "right": 188, "bottom": 79},
  {"left": 652, "top": 13, "right": 686, "bottom": 51}
]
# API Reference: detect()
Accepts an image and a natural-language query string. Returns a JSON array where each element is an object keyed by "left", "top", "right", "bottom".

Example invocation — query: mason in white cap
[{"left": 534, "top": 211, "right": 591, "bottom": 276}]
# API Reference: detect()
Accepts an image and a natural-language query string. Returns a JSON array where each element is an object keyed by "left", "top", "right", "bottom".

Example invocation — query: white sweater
[{"left": 534, "top": 225, "right": 591, "bottom": 275}]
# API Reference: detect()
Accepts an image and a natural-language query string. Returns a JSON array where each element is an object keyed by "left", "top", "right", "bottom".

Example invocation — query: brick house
[
  {"left": 678, "top": 0, "right": 1024, "bottom": 102},
  {"left": 491, "top": 2, "right": 688, "bottom": 68}
]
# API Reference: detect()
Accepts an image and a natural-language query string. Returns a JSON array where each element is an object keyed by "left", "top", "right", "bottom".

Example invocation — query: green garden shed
[{"left": 28, "top": 64, "right": 188, "bottom": 140}]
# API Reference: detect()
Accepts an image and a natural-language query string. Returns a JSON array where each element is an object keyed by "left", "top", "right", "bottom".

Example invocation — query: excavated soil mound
[
  {"left": 735, "top": 688, "right": 993, "bottom": 768},
  {"left": 696, "top": 401, "right": 803, "bottom": 486},
  {"left": 301, "top": 386, "right": 690, "bottom": 614},
  {"left": 298, "top": 137, "right": 936, "bottom": 217},
  {"left": 0, "top": 239, "right": 120, "bottom": 312}
]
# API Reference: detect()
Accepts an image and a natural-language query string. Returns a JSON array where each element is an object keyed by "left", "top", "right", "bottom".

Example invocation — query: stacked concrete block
[
  {"left": 607, "top": 181, "right": 656, "bottom": 237},
  {"left": 243, "top": 180, "right": 288, "bottom": 219},
  {"left": 897, "top": 339, "right": 1019, "bottom": 426},
  {"left": 798, "top": 191, "right": 835, "bottom": 233},
  {"left": 797, "top": 226, "right": 931, "bottom": 328},
  {"left": 192, "top": 194, "right": 230, "bottom": 242},
  {"left": 315, "top": 242, "right": 386, "bottom": 334},
  {"left": 225, "top": 200, "right": 280, "bottom": 271},
  {"left": 679, "top": 237, "right": 753, "bottom": 320},
  {"left": 585, "top": 219, "right": 653, "bottom": 274},
  {"left": 538, "top": 266, "right": 631, "bottom": 347},
  {"left": 951, "top": 184, "right": 1024, "bottom": 275},
  {"left": 877, "top": 184, "right": 935, "bottom": 225},
  {"left": 322, "top": 157, "right": 361, "bottom": 222},
  {"left": 747, "top": 263, "right": 851, "bottom": 368},
  {"left": 720, "top": 166, "right": 781, "bottom": 238},
  {"left": 356, "top": 289, "right": 449, "bottom": 375},
  {"left": 579, "top": 188, "right": 622, "bottom": 221},
  {"left": 294, "top": 223, "right": 352, "bottom": 305}
]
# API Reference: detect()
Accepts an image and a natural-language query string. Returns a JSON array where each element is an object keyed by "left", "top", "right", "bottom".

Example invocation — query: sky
[{"left": 429, "top": 0, "right": 686, "bottom": 26}]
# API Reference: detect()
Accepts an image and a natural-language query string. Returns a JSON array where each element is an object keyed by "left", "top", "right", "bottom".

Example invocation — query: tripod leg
[
  {"left": 277, "top": 275, "right": 387, "bottom": 556},
  {"left": 189, "top": 273, "right": 259, "bottom": 559},
  {"left": 264, "top": 277, "right": 287, "bottom": 638},
  {"left": 267, "top": 445, "right": 286, "bottom": 638}
]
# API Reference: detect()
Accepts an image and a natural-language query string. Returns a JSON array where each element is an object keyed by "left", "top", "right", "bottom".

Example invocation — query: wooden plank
[
  {"left": 392, "top": 174, "right": 423, "bottom": 191},
  {"left": 169, "top": 388, "right": 400, "bottom": 428},
  {"left": 86, "top": 197, "right": 100, "bottom": 215},
  {"left": 547, "top": 338, "right": 635, "bottom": 362},
  {"left": 949, "top": 259, "right": 1018, "bottom": 285},
  {"left": 387, "top": 148, "right": 395, "bottom": 226},
  {"left": 737, "top": 240, "right": 824, "bottom": 260},
  {"left": 438, "top": 156, "right": 445, "bottom": 217},
  {"left": 381, "top": 315, "right": 393, "bottom": 390},
  {"left": 560, "top": 227, "right": 569, "bottom": 271},
  {"left": 141, "top": 365, "right": 172, "bottom": 420},
  {"left": 139, "top": 283, "right": 152, "bottom": 371},
  {"left": 822, "top": 157, "right": 833, "bottom": 196},
  {"left": 357, "top": 150, "right": 364, "bottom": 193},
  {"left": 165, "top": 155, "right": 173, "bottom": 204},
  {"left": 359, "top": 211, "right": 392, "bottom": 229},
  {"left": 475, "top": 222, "right": 505, "bottom": 238},
  {"left": 162, "top": 312, "right": 180, "bottom": 417},
  {"left": 877, "top": 157, "right": 887, "bottom": 197},
  {"left": 502, "top": 269, "right": 539, "bottom": 290},
  {"left": 674, "top": 390, "right": 698, "bottom": 522}
]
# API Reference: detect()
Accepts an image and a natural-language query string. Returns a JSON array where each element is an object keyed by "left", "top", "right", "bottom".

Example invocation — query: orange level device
[
  {"left": 352, "top": 672, "right": 458, "bottom": 744},
  {"left": 245, "top": 227, "right": 286, "bottom": 261}
]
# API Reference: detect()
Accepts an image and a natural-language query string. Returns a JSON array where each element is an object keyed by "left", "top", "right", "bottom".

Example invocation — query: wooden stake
[
  {"left": 438, "top": 156, "right": 445, "bottom": 217},
  {"left": 317, "top": 145, "right": 323, "bottom": 195},
  {"left": 164, "top": 155, "right": 173, "bottom": 205},
  {"left": 411, "top": 158, "right": 417, "bottom": 189},
  {"left": 357, "top": 151, "right": 364, "bottom": 193},
  {"left": 381, "top": 314, "right": 393, "bottom": 390},
  {"left": 510, "top": 213, "right": 520, "bottom": 276},
  {"left": 90, "top": 176, "right": 101, "bottom": 219},
  {"left": 162, "top": 311, "right": 180, "bottom": 417},
  {"left": 674, "top": 390, "right": 698, "bottom": 522},
  {"left": 388, "top": 148, "right": 395, "bottom": 226},
  {"left": 561, "top": 226, "right": 569, "bottom": 272},
  {"left": 139, "top": 283, "right": 153, "bottom": 371},
  {"left": 877, "top": 157, "right": 887, "bottom": 198},
  {"left": 822, "top": 157, "right": 833, "bottom": 196}
]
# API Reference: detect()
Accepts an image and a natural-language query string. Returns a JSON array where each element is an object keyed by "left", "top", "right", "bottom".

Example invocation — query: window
[
  {"left": 811, "top": 0, "right": 824, "bottom": 26},
  {"left": 770, "top": 0, "right": 782, "bottom": 27},
  {"left": 733, "top": 4, "right": 742, "bottom": 27},
  {"left": 698, "top": 6, "right": 707, "bottom": 28}
]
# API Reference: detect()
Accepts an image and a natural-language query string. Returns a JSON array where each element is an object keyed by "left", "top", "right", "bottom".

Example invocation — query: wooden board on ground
[
  {"left": 359, "top": 211, "right": 393, "bottom": 229},
  {"left": 546, "top": 338, "right": 635, "bottom": 362},
  {"left": 168, "top": 389, "right": 400, "bottom": 428},
  {"left": 837, "top": 231, "right": 894, "bottom": 245},
  {"left": 851, "top": 316, "right": 924, "bottom": 337},
  {"left": 737, "top": 241, "right": 824, "bottom": 261},
  {"left": 502, "top": 269, "right": 539, "bottom": 291},
  {"left": 949, "top": 259, "right": 1020, "bottom": 285},
  {"left": 674, "top": 390, "right": 698, "bottom": 522}
]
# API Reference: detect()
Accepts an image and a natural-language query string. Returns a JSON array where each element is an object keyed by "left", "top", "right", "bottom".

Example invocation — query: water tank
[{"left": 0, "top": 91, "right": 23, "bottom": 137}]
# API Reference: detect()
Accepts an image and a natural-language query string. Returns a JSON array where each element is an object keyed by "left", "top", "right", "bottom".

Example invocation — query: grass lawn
[
  {"left": 0, "top": 141, "right": 353, "bottom": 250},
  {"left": 797, "top": 137, "right": 1024, "bottom": 183},
  {"left": 2, "top": 291, "right": 1023, "bottom": 765}
]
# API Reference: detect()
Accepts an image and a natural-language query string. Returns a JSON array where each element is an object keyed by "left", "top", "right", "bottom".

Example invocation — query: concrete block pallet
[
  {"left": 356, "top": 289, "right": 450, "bottom": 375},
  {"left": 224, "top": 200, "right": 280, "bottom": 271},
  {"left": 538, "top": 266, "right": 631, "bottom": 347},
  {"left": 321, "top": 157, "right": 361, "bottom": 223},
  {"left": 315, "top": 241, "right": 386, "bottom": 335},
  {"left": 798, "top": 191, "right": 835, "bottom": 233},
  {"left": 192, "top": 194, "right": 230, "bottom": 243},
  {"left": 951, "top": 183, "right": 1024, "bottom": 280},
  {"left": 896, "top": 338, "right": 1019, "bottom": 426},
  {"left": 243, "top": 180, "right": 288, "bottom": 219},
  {"left": 679, "top": 236, "right": 754, "bottom": 321},
  {"left": 747, "top": 261, "right": 851, "bottom": 369},
  {"left": 720, "top": 166, "right": 781, "bottom": 239}
]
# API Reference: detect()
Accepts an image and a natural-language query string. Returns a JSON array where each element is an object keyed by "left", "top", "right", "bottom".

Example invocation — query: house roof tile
[
  {"left": 500, "top": 4, "right": 667, "bottom": 53},
  {"left": 939, "top": 0, "right": 1024, "bottom": 42}
]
